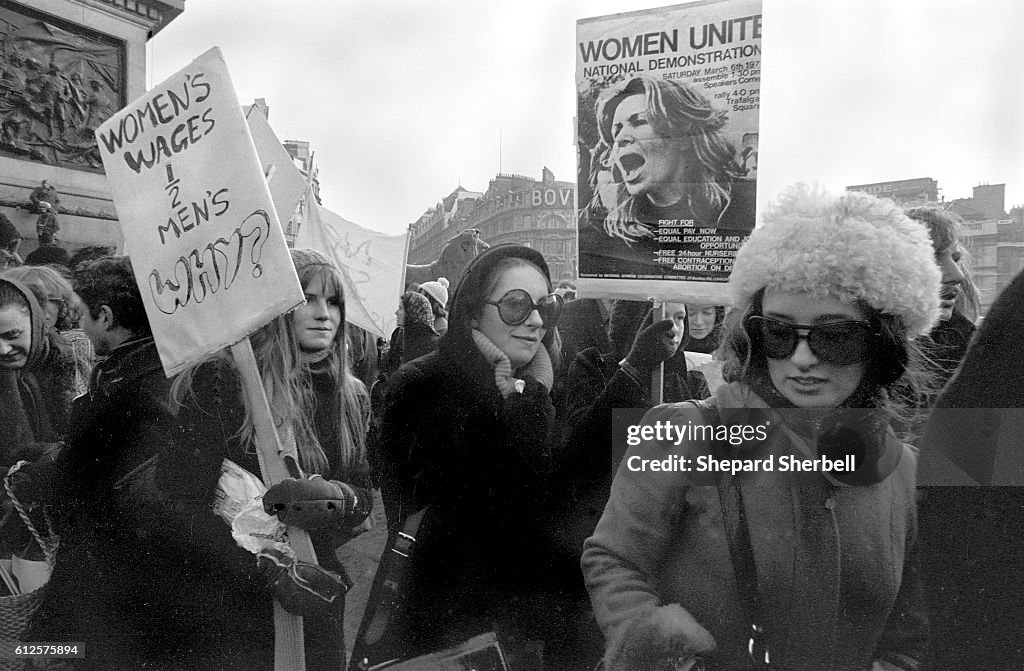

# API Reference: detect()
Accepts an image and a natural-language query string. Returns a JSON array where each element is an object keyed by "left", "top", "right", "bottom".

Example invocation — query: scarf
[{"left": 471, "top": 329, "right": 553, "bottom": 398}]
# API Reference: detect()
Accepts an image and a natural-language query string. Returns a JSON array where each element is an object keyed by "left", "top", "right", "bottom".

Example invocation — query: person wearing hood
[
  {"left": 399, "top": 290, "right": 439, "bottom": 364},
  {"left": 369, "top": 244, "right": 563, "bottom": 668},
  {"left": 583, "top": 185, "right": 935, "bottom": 671},
  {"left": 417, "top": 276, "right": 450, "bottom": 336},
  {"left": 0, "top": 275, "right": 56, "bottom": 558}
]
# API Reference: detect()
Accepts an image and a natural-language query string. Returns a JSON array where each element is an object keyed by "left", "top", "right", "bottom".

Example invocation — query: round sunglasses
[
  {"left": 485, "top": 289, "right": 564, "bottom": 328},
  {"left": 746, "top": 315, "right": 876, "bottom": 366}
]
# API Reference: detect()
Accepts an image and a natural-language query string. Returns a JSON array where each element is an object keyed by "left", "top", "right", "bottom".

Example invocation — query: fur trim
[
  {"left": 606, "top": 604, "right": 716, "bottom": 671},
  {"left": 729, "top": 185, "right": 941, "bottom": 337}
]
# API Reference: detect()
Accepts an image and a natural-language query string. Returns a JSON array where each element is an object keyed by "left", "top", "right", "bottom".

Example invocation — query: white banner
[
  {"left": 245, "top": 105, "right": 308, "bottom": 233},
  {"left": 294, "top": 197, "right": 408, "bottom": 339},
  {"left": 95, "top": 47, "right": 304, "bottom": 376}
]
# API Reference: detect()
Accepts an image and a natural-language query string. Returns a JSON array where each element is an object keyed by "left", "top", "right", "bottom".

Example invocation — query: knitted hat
[
  {"left": 729, "top": 184, "right": 940, "bottom": 337},
  {"left": 419, "top": 277, "right": 449, "bottom": 308},
  {"left": 290, "top": 248, "right": 335, "bottom": 273},
  {"left": 402, "top": 291, "right": 434, "bottom": 330}
]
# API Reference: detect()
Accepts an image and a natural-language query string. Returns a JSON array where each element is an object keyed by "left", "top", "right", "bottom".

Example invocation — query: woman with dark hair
[
  {"left": 668, "top": 302, "right": 726, "bottom": 355},
  {"left": 579, "top": 75, "right": 755, "bottom": 276},
  {"left": 373, "top": 244, "right": 563, "bottom": 668},
  {"left": 583, "top": 185, "right": 935, "bottom": 671}
]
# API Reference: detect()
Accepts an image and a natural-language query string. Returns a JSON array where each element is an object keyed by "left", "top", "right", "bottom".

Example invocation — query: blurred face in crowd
[
  {"left": 395, "top": 302, "right": 405, "bottom": 327},
  {"left": 763, "top": 289, "right": 867, "bottom": 409},
  {"left": 0, "top": 304, "right": 31, "bottom": 370},
  {"left": 42, "top": 296, "right": 64, "bottom": 332},
  {"left": 935, "top": 244, "right": 965, "bottom": 321},
  {"left": 610, "top": 94, "right": 690, "bottom": 206},
  {"left": 474, "top": 263, "right": 549, "bottom": 369},
  {"left": 294, "top": 271, "right": 342, "bottom": 354},
  {"left": 687, "top": 304, "right": 718, "bottom": 341}
]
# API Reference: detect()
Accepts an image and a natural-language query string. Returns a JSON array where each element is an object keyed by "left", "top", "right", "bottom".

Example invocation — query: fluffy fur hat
[
  {"left": 729, "top": 184, "right": 941, "bottom": 337},
  {"left": 605, "top": 604, "right": 716, "bottom": 671},
  {"left": 419, "top": 277, "right": 449, "bottom": 308}
]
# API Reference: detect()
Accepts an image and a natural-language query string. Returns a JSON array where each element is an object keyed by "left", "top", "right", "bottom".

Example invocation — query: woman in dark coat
[{"left": 374, "top": 244, "right": 563, "bottom": 668}]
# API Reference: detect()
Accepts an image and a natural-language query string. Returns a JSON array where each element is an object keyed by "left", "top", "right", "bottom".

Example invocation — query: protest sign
[
  {"left": 95, "top": 47, "right": 304, "bottom": 376},
  {"left": 246, "top": 105, "right": 308, "bottom": 232},
  {"left": 576, "top": 0, "right": 762, "bottom": 302},
  {"left": 294, "top": 196, "right": 408, "bottom": 339}
]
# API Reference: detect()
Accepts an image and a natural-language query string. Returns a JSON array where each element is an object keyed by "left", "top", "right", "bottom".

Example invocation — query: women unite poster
[{"left": 576, "top": 0, "right": 762, "bottom": 302}]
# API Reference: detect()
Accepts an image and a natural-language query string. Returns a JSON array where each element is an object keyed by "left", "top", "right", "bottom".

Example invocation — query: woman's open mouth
[{"left": 617, "top": 152, "right": 646, "bottom": 181}]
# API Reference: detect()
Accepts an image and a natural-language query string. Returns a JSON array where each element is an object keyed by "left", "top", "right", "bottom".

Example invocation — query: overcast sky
[{"left": 149, "top": 0, "right": 1024, "bottom": 235}]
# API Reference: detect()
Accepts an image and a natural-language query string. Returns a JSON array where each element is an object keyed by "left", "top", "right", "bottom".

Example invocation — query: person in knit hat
[
  {"left": 417, "top": 276, "right": 449, "bottom": 335},
  {"left": 366, "top": 244, "right": 564, "bottom": 669},
  {"left": 584, "top": 185, "right": 937, "bottom": 671},
  {"left": 398, "top": 291, "right": 438, "bottom": 364}
]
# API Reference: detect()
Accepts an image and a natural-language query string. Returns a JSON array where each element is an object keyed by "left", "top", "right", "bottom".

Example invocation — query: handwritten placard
[{"left": 96, "top": 47, "right": 304, "bottom": 376}]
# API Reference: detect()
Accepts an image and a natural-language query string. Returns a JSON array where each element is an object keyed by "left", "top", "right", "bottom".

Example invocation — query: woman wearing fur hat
[
  {"left": 165, "top": 248, "right": 373, "bottom": 670},
  {"left": 417, "top": 276, "right": 450, "bottom": 336},
  {"left": 583, "top": 185, "right": 936, "bottom": 671},
  {"left": 370, "top": 244, "right": 563, "bottom": 668}
]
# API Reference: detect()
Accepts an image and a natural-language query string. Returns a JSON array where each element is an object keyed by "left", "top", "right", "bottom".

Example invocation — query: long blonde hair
[{"left": 174, "top": 263, "right": 369, "bottom": 476}]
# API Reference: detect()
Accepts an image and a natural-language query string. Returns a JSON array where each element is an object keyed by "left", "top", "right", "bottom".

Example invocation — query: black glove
[
  {"left": 263, "top": 476, "right": 370, "bottom": 532},
  {"left": 258, "top": 548, "right": 347, "bottom": 618},
  {"left": 625, "top": 318, "right": 681, "bottom": 374}
]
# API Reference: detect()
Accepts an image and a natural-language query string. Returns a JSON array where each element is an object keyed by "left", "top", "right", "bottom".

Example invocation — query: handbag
[
  {"left": 1, "top": 461, "right": 59, "bottom": 671},
  {"left": 349, "top": 507, "right": 510, "bottom": 671}
]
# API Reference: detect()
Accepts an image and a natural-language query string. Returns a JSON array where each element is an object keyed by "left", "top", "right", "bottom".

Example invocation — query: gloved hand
[
  {"left": 263, "top": 476, "right": 370, "bottom": 532},
  {"left": 258, "top": 548, "right": 347, "bottom": 618},
  {"left": 625, "top": 318, "right": 681, "bottom": 374}
]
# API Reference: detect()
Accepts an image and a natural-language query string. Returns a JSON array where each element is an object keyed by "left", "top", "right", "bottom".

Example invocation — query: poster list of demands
[{"left": 653, "top": 219, "right": 747, "bottom": 282}]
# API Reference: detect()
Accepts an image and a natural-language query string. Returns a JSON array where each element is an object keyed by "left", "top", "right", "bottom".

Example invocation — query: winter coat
[
  {"left": 26, "top": 347, "right": 371, "bottom": 671},
  {"left": 582, "top": 382, "right": 928, "bottom": 671},
  {"left": 400, "top": 320, "right": 439, "bottom": 365},
  {"left": 374, "top": 341, "right": 558, "bottom": 664},
  {"left": 0, "top": 277, "right": 53, "bottom": 470},
  {"left": 24, "top": 337, "right": 195, "bottom": 669}
]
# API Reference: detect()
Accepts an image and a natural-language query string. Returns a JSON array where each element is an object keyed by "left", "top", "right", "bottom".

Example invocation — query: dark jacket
[
  {"left": 24, "top": 337, "right": 194, "bottom": 669},
  {"left": 375, "top": 343, "right": 557, "bottom": 662},
  {"left": 370, "top": 244, "right": 566, "bottom": 668},
  {"left": 400, "top": 320, "right": 439, "bottom": 365},
  {"left": 26, "top": 344, "right": 371, "bottom": 671}
]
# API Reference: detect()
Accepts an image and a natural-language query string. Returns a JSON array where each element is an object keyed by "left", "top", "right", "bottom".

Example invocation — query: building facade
[
  {"left": 847, "top": 178, "right": 1024, "bottom": 316},
  {"left": 408, "top": 167, "right": 578, "bottom": 282},
  {"left": 0, "top": 0, "right": 183, "bottom": 255}
]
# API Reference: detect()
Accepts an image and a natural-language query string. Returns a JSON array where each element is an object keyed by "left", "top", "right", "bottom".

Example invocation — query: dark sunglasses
[
  {"left": 746, "top": 315, "right": 876, "bottom": 366},
  {"left": 485, "top": 289, "right": 564, "bottom": 328}
]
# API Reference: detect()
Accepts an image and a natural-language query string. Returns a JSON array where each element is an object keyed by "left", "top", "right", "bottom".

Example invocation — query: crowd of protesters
[{"left": 0, "top": 183, "right": 1022, "bottom": 670}]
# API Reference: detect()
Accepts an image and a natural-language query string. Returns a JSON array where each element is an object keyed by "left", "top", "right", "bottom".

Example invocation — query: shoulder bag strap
[
  {"left": 692, "top": 399, "right": 776, "bottom": 671},
  {"left": 350, "top": 506, "right": 429, "bottom": 671}
]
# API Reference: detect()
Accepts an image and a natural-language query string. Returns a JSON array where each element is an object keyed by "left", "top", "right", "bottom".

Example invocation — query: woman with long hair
[
  {"left": 904, "top": 204, "right": 980, "bottom": 388},
  {"left": 169, "top": 248, "right": 372, "bottom": 670},
  {"left": 583, "top": 185, "right": 936, "bottom": 671},
  {"left": 370, "top": 244, "right": 563, "bottom": 668}
]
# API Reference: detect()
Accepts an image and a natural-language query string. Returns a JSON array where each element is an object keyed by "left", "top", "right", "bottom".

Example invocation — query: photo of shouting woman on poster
[{"left": 578, "top": 75, "right": 756, "bottom": 278}]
